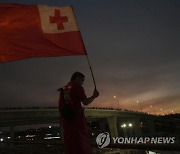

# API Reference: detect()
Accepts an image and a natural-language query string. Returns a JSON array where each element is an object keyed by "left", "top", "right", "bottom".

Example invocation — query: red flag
[{"left": 0, "top": 4, "right": 86, "bottom": 62}]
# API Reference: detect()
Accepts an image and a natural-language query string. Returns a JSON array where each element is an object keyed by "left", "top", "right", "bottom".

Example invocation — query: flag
[{"left": 0, "top": 4, "right": 86, "bottom": 62}]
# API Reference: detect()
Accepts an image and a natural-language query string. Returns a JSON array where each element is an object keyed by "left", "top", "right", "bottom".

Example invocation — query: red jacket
[{"left": 58, "top": 82, "right": 92, "bottom": 154}]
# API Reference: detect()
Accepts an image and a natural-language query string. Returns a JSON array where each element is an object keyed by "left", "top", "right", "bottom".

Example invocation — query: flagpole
[
  {"left": 71, "top": 6, "right": 97, "bottom": 89},
  {"left": 85, "top": 53, "right": 97, "bottom": 90}
]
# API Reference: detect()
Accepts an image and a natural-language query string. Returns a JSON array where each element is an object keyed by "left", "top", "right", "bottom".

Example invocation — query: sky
[{"left": 0, "top": 0, "right": 180, "bottom": 115}]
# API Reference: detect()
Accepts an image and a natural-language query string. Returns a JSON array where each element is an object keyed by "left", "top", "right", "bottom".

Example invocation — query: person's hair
[{"left": 71, "top": 72, "right": 85, "bottom": 81}]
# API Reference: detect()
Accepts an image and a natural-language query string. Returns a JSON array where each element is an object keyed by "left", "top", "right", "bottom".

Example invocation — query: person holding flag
[
  {"left": 0, "top": 4, "right": 99, "bottom": 153},
  {"left": 58, "top": 72, "right": 99, "bottom": 154}
]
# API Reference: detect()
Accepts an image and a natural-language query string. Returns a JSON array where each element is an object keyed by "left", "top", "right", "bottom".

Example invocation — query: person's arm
[{"left": 82, "top": 89, "right": 99, "bottom": 106}]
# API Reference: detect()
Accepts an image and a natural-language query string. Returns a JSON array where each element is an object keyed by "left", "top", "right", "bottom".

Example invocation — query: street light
[
  {"left": 113, "top": 95, "right": 120, "bottom": 109},
  {"left": 129, "top": 123, "right": 132, "bottom": 127},
  {"left": 150, "top": 105, "right": 156, "bottom": 115},
  {"left": 160, "top": 108, "right": 165, "bottom": 115},
  {"left": 121, "top": 123, "right": 133, "bottom": 128},
  {"left": 121, "top": 124, "right": 127, "bottom": 128},
  {"left": 137, "top": 100, "right": 142, "bottom": 112},
  {"left": 121, "top": 123, "right": 133, "bottom": 136}
]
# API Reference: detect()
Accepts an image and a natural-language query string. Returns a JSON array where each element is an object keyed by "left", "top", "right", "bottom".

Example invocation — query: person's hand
[{"left": 93, "top": 89, "right": 99, "bottom": 98}]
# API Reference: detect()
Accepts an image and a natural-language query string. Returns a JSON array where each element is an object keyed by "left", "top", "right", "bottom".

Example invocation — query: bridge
[
  {"left": 0, "top": 108, "right": 180, "bottom": 153},
  {"left": 0, "top": 108, "right": 178, "bottom": 138}
]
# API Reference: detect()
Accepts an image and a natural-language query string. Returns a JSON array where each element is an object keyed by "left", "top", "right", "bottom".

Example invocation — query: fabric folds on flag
[{"left": 0, "top": 4, "right": 86, "bottom": 62}]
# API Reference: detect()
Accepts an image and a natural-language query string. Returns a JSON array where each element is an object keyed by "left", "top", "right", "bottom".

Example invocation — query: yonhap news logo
[
  {"left": 112, "top": 137, "right": 175, "bottom": 144},
  {"left": 96, "top": 132, "right": 176, "bottom": 149},
  {"left": 96, "top": 132, "right": 110, "bottom": 148}
]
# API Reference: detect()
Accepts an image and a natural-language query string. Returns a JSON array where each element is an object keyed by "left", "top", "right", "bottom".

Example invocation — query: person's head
[{"left": 71, "top": 72, "right": 85, "bottom": 85}]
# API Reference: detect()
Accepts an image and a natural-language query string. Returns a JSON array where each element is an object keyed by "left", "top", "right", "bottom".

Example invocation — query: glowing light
[
  {"left": 44, "top": 136, "right": 60, "bottom": 140},
  {"left": 121, "top": 123, "right": 132, "bottom": 128},
  {"left": 121, "top": 124, "right": 126, "bottom": 128},
  {"left": 46, "top": 134, "right": 52, "bottom": 136},
  {"left": 129, "top": 123, "right": 132, "bottom": 127},
  {"left": 26, "top": 135, "right": 35, "bottom": 138}
]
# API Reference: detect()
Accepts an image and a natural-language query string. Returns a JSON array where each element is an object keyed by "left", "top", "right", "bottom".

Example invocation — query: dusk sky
[{"left": 0, "top": 0, "right": 180, "bottom": 115}]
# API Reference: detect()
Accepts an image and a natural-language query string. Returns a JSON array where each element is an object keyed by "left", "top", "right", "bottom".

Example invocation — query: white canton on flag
[{"left": 38, "top": 5, "right": 79, "bottom": 34}]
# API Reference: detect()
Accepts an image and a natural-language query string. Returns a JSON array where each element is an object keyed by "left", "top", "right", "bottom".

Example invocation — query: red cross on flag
[{"left": 0, "top": 4, "right": 86, "bottom": 62}]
